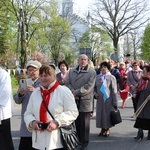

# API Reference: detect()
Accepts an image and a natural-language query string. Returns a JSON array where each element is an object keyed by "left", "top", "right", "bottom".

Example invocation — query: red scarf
[
  {"left": 137, "top": 76, "right": 150, "bottom": 91},
  {"left": 40, "top": 80, "right": 59, "bottom": 122}
]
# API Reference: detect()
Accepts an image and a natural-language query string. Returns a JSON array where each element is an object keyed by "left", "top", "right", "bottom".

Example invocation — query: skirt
[{"left": 134, "top": 118, "right": 150, "bottom": 130}]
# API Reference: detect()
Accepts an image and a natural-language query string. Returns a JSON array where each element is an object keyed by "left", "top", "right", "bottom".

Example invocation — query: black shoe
[
  {"left": 104, "top": 129, "right": 110, "bottom": 137},
  {"left": 98, "top": 128, "right": 105, "bottom": 136},
  {"left": 134, "top": 129, "right": 144, "bottom": 140}
]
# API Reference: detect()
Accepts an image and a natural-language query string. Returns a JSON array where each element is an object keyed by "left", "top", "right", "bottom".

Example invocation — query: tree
[
  {"left": 1, "top": 0, "right": 48, "bottom": 68},
  {"left": 140, "top": 24, "right": 150, "bottom": 61},
  {"left": 128, "top": 30, "right": 141, "bottom": 60},
  {"left": 79, "top": 25, "right": 113, "bottom": 63},
  {"left": 92, "top": 0, "right": 149, "bottom": 55},
  {"left": 45, "top": 0, "right": 71, "bottom": 66}
]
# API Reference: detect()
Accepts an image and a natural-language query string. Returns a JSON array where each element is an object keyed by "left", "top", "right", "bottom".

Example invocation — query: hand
[
  {"left": 114, "top": 105, "right": 117, "bottom": 110},
  {"left": 26, "top": 86, "right": 35, "bottom": 92},
  {"left": 94, "top": 94, "right": 99, "bottom": 99},
  {"left": 47, "top": 120, "right": 58, "bottom": 132},
  {"left": 147, "top": 95, "right": 150, "bottom": 101},
  {"left": 130, "top": 86, "right": 136, "bottom": 91},
  {"left": 31, "top": 120, "right": 41, "bottom": 130},
  {"left": 132, "top": 94, "right": 136, "bottom": 98},
  {"left": 18, "top": 88, "right": 25, "bottom": 95}
]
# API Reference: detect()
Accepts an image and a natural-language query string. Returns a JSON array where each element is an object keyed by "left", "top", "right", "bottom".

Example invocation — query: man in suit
[{"left": 65, "top": 54, "right": 96, "bottom": 150}]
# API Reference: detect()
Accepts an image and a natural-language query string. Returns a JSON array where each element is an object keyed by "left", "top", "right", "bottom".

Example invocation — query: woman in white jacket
[
  {"left": 24, "top": 65, "right": 79, "bottom": 150},
  {"left": 0, "top": 67, "right": 14, "bottom": 150}
]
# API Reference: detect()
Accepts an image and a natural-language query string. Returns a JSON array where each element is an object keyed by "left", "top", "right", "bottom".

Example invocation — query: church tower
[{"left": 62, "top": 0, "right": 73, "bottom": 15}]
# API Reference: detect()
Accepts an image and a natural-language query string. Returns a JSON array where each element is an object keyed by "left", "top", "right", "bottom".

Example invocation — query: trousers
[
  {"left": 75, "top": 112, "right": 91, "bottom": 146},
  {"left": 0, "top": 118, "right": 14, "bottom": 150}
]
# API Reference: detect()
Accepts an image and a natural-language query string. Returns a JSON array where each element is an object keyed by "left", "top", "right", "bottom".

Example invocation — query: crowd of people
[{"left": 0, "top": 55, "right": 150, "bottom": 150}]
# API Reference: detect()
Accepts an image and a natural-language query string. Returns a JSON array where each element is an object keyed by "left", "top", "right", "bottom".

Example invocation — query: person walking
[
  {"left": 94, "top": 61, "right": 118, "bottom": 137},
  {"left": 14, "top": 60, "right": 42, "bottom": 150},
  {"left": 0, "top": 67, "right": 14, "bottom": 150},
  {"left": 24, "top": 65, "right": 78, "bottom": 150},
  {"left": 133, "top": 64, "right": 150, "bottom": 140},
  {"left": 119, "top": 62, "right": 130, "bottom": 108},
  {"left": 127, "top": 61, "right": 143, "bottom": 113},
  {"left": 65, "top": 54, "right": 96, "bottom": 150}
]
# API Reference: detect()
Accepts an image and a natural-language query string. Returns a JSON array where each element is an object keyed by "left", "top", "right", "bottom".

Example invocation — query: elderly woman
[
  {"left": 14, "top": 60, "right": 41, "bottom": 150},
  {"left": 134, "top": 65, "right": 150, "bottom": 140},
  {"left": 127, "top": 61, "right": 143, "bottom": 113},
  {"left": 24, "top": 65, "right": 78, "bottom": 150},
  {"left": 94, "top": 61, "right": 118, "bottom": 137},
  {"left": 56, "top": 60, "right": 69, "bottom": 85}
]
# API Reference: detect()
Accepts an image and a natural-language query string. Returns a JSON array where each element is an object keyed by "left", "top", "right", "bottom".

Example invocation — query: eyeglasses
[{"left": 27, "top": 69, "right": 38, "bottom": 73}]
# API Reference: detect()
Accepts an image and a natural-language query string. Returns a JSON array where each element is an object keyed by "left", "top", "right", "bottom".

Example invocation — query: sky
[{"left": 59, "top": 0, "right": 93, "bottom": 17}]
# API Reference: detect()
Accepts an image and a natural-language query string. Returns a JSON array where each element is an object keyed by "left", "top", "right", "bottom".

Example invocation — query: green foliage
[
  {"left": 11, "top": 75, "right": 19, "bottom": 89},
  {"left": 140, "top": 24, "right": 150, "bottom": 61},
  {"left": 45, "top": 0, "right": 71, "bottom": 65},
  {"left": 79, "top": 25, "right": 113, "bottom": 62}
]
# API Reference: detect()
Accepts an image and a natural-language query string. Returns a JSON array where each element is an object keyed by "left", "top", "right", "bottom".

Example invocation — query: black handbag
[
  {"left": 42, "top": 100, "right": 79, "bottom": 150},
  {"left": 110, "top": 109, "right": 122, "bottom": 125},
  {"left": 60, "top": 123, "right": 80, "bottom": 150}
]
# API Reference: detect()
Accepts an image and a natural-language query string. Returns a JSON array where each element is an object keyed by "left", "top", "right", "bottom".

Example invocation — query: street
[{"left": 11, "top": 96, "right": 150, "bottom": 150}]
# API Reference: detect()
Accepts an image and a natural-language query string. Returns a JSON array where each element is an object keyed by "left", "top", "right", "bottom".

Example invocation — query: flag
[{"left": 100, "top": 79, "right": 109, "bottom": 101}]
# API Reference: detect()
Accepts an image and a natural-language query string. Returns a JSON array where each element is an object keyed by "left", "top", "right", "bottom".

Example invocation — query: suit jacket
[{"left": 65, "top": 65, "right": 96, "bottom": 112}]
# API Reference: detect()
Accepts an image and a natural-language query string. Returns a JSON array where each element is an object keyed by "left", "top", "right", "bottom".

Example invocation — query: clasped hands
[{"left": 31, "top": 120, "right": 58, "bottom": 132}]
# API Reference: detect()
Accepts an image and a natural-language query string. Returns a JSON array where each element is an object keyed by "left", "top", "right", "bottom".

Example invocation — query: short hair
[
  {"left": 39, "top": 65, "right": 56, "bottom": 77},
  {"left": 100, "top": 61, "right": 111, "bottom": 70},
  {"left": 144, "top": 64, "right": 150, "bottom": 72},
  {"left": 132, "top": 61, "right": 140, "bottom": 66},
  {"left": 58, "top": 60, "right": 69, "bottom": 70}
]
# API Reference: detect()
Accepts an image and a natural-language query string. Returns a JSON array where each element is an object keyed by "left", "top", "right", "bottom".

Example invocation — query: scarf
[
  {"left": 61, "top": 71, "right": 68, "bottom": 82},
  {"left": 137, "top": 76, "right": 150, "bottom": 91},
  {"left": 40, "top": 80, "right": 59, "bottom": 122},
  {"left": 99, "top": 72, "right": 111, "bottom": 101}
]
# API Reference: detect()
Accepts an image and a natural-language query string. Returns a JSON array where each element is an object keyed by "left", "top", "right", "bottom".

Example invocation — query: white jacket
[
  {"left": 0, "top": 68, "right": 13, "bottom": 123},
  {"left": 24, "top": 81, "right": 79, "bottom": 150}
]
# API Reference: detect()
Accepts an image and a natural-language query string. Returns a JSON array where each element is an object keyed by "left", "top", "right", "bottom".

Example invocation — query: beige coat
[{"left": 65, "top": 65, "right": 96, "bottom": 112}]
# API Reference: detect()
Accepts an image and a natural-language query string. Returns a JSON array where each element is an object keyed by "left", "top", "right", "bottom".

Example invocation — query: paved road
[{"left": 11, "top": 96, "right": 150, "bottom": 150}]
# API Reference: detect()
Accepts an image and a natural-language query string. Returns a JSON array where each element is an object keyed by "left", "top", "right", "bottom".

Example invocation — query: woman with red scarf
[
  {"left": 119, "top": 62, "right": 130, "bottom": 108},
  {"left": 134, "top": 65, "right": 150, "bottom": 140},
  {"left": 24, "top": 65, "right": 78, "bottom": 150}
]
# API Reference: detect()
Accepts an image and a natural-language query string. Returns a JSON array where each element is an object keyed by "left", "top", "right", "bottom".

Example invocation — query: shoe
[
  {"left": 134, "top": 129, "right": 143, "bottom": 140},
  {"left": 104, "top": 129, "right": 110, "bottom": 137},
  {"left": 147, "top": 130, "right": 150, "bottom": 140},
  {"left": 98, "top": 128, "right": 105, "bottom": 136}
]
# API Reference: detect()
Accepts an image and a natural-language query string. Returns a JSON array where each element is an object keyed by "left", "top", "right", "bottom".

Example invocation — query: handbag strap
[{"left": 133, "top": 96, "right": 149, "bottom": 118}]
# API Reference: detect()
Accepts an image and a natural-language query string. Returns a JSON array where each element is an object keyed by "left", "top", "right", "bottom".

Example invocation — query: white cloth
[
  {"left": 0, "top": 68, "right": 13, "bottom": 122},
  {"left": 24, "top": 81, "right": 79, "bottom": 150}
]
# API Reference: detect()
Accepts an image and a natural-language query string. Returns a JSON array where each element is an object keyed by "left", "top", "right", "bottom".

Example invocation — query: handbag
[
  {"left": 42, "top": 99, "right": 79, "bottom": 150},
  {"left": 110, "top": 109, "right": 122, "bottom": 125}
]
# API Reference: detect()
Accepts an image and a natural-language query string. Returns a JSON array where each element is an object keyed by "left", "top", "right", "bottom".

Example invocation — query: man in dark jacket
[{"left": 109, "top": 60, "right": 122, "bottom": 89}]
